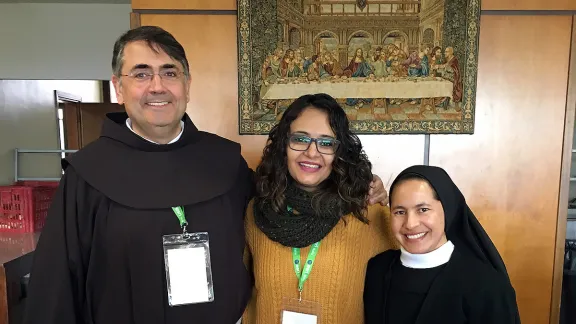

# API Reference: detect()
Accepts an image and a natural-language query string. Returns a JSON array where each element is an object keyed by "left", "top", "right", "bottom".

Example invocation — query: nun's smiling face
[{"left": 390, "top": 179, "right": 448, "bottom": 254}]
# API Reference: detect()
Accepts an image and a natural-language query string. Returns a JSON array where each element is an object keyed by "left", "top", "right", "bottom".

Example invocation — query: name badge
[
  {"left": 282, "top": 311, "right": 317, "bottom": 324},
  {"left": 280, "top": 297, "right": 320, "bottom": 324},
  {"left": 162, "top": 232, "right": 215, "bottom": 306}
]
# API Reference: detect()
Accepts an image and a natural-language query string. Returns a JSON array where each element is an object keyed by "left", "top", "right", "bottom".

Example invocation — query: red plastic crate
[
  {"left": 0, "top": 185, "right": 58, "bottom": 233},
  {"left": 13, "top": 181, "right": 59, "bottom": 188}
]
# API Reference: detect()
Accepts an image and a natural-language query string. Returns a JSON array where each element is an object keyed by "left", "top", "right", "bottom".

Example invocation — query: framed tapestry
[{"left": 237, "top": 0, "right": 481, "bottom": 134}]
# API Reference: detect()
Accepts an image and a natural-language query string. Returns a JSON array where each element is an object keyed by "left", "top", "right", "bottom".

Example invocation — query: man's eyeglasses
[
  {"left": 288, "top": 134, "right": 340, "bottom": 155},
  {"left": 121, "top": 70, "right": 186, "bottom": 83}
]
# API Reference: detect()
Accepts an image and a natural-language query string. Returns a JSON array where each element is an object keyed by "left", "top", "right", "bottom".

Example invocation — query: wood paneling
[
  {"left": 138, "top": 11, "right": 576, "bottom": 323},
  {"left": 133, "top": 0, "right": 236, "bottom": 10},
  {"left": 482, "top": 0, "right": 576, "bottom": 10},
  {"left": 429, "top": 15, "right": 573, "bottom": 324},
  {"left": 132, "top": 0, "right": 576, "bottom": 16},
  {"left": 551, "top": 16, "right": 576, "bottom": 324},
  {"left": 79, "top": 103, "right": 125, "bottom": 148},
  {"left": 139, "top": 14, "right": 425, "bottom": 176}
]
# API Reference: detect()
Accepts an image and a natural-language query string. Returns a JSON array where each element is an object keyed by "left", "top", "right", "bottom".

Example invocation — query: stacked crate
[{"left": 0, "top": 181, "right": 59, "bottom": 233}]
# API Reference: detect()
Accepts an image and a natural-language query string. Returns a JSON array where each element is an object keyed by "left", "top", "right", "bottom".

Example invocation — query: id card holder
[
  {"left": 162, "top": 232, "right": 215, "bottom": 306},
  {"left": 280, "top": 296, "right": 321, "bottom": 324}
]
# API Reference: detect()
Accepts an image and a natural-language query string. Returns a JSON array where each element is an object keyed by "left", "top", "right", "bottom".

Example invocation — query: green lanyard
[
  {"left": 292, "top": 242, "right": 321, "bottom": 301},
  {"left": 171, "top": 206, "right": 188, "bottom": 233},
  {"left": 287, "top": 205, "right": 321, "bottom": 300}
]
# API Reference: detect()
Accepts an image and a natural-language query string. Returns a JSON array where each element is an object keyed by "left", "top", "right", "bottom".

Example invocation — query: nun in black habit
[{"left": 363, "top": 165, "right": 521, "bottom": 324}]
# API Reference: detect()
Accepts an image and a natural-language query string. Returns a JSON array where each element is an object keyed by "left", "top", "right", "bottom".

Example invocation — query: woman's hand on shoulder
[{"left": 367, "top": 174, "right": 389, "bottom": 206}]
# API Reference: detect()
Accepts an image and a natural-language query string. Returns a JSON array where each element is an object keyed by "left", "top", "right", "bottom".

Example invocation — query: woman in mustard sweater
[{"left": 242, "top": 93, "right": 396, "bottom": 324}]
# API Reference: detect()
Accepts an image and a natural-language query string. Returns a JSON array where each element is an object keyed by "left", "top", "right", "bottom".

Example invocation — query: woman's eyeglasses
[{"left": 288, "top": 134, "right": 340, "bottom": 155}]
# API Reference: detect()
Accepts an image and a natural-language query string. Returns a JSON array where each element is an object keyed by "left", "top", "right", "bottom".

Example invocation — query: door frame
[
  {"left": 54, "top": 90, "right": 82, "bottom": 153},
  {"left": 552, "top": 15, "right": 576, "bottom": 324}
]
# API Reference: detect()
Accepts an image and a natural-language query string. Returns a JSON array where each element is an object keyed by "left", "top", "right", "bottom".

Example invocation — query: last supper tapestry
[{"left": 237, "top": 0, "right": 481, "bottom": 134}]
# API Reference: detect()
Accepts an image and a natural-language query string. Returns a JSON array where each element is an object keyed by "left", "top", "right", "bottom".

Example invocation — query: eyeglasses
[
  {"left": 121, "top": 70, "right": 186, "bottom": 83},
  {"left": 288, "top": 134, "right": 340, "bottom": 155}
]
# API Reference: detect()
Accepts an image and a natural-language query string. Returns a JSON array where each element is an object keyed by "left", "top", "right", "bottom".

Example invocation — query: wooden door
[{"left": 63, "top": 103, "right": 124, "bottom": 150}]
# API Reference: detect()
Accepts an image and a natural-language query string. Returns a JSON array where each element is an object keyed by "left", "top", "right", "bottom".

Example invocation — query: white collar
[
  {"left": 125, "top": 118, "right": 184, "bottom": 144},
  {"left": 400, "top": 240, "right": 455, "bottom": 269}
]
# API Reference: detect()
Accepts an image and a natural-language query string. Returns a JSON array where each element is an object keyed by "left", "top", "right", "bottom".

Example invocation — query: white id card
[
  {"left": 281, "top": 310, "right": 317, "bottom": 324},
  {"left": 163, "top": 232, "right": 214, "bottom": 306},
  {"left": 280, "top": 297, "right": 320, "bottom": 324}
]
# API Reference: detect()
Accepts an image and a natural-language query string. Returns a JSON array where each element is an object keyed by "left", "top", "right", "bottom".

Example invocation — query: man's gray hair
[{"left": 112, "top": 26, "right": 190, "bottom": 78}]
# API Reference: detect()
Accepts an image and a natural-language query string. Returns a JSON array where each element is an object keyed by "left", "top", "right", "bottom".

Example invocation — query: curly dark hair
[{"left": 255, "top": 93, "right": 373, "bottom": 223}]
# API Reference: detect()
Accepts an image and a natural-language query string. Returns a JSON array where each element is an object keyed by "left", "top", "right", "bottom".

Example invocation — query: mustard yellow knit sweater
[{"left": 242, "top": 200, "right": 397, "bottom": 324}]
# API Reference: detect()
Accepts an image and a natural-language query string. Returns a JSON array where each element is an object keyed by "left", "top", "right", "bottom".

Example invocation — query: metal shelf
[
  {"left": 569, "top": 148, "right": 576, "bottom": 180},
  {"left": 569, "top": 208, "right": 576, "bottom": 221},
  {"left": 14, "top": 149, "right": 77, "bottom": 183},
  {"left": 569, "top": 150, "right": 576, "bottom": 219}
]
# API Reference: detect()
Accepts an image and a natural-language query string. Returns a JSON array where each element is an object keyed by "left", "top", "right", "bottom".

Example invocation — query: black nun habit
[{"left": 363, "top": 165, "right": 521, "bottom": 324}]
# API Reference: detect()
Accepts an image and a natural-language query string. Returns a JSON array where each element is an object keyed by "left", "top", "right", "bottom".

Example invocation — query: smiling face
[
  {"left": 286, "top": 107, "right": 336, "bottom": 191},
  {"left": 390, "top": 178, "right": 448, "bottom": 254},
  {"left": 112, "top": 40, "right": 191, "bottom": 143}
]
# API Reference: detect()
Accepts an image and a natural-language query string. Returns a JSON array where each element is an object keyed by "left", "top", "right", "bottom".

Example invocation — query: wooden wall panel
[
  {"left": 551, "top": 17, "right": 576, "bottom": 324},
  {"left": 482, "top": 0, "right": 576, "bottom": 10},
  {"left": 429, "top": 15, "right": 573, "bottom": 324},
  {"left": 133, "top": 0, "right": 236, "bottom": 10},
  {"left": 139, "top": 14, "right": 425, "bottom": 178}
]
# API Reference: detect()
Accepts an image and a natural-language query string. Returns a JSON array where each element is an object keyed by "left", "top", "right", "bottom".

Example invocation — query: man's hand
[{"left": 367, "top": 174, "right": 389, "bottom": 206}]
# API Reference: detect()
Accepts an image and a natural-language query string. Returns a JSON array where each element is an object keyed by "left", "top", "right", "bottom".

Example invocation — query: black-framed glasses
[
  {"left": 121, "top": 70, "right": 186, "bottom": 83},
  {"left": 288, "top": 134, "right": 340, "bottom": 155}
]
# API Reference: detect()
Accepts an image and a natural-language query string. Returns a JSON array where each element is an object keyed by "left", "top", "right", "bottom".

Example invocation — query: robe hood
[{"left": 63, "top": 112, "right": 242, "bottom": 209}]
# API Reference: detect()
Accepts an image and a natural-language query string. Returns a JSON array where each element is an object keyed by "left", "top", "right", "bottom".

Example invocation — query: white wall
[
  {"left": 0, "top": 3, "right": 131, "bottom": 80},
  {"left": 0, "top": 2, "right": 129, "bottom": 184},
  {"left": 0, "top": 80, "right": 104, "bottom": 185}
]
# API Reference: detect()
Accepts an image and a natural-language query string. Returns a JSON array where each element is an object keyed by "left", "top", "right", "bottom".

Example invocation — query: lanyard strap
[
  {"left": 287, "top": 205, "right": 321, "bottom": 300},
  {"left": 292, "top": 241, "right": 321, "bottom": 300},
  {"left": 171, "top": 206, "right": 188, "bottom": 233}
]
